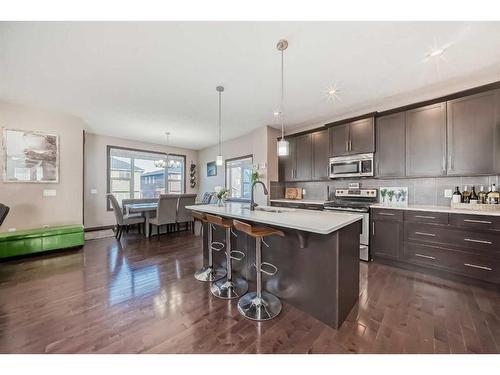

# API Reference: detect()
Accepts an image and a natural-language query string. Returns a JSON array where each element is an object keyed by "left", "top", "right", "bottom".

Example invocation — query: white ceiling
[{"left": 1, "top": 21, "right": 500, "bottom": 150}]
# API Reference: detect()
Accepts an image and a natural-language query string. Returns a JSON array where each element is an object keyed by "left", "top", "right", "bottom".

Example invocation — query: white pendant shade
[
  {"left": 277, "top": 139, "right": 289, "bottom": 156},
  {"left": 216, "top": 155, "right": 223, "bottom": 166}
]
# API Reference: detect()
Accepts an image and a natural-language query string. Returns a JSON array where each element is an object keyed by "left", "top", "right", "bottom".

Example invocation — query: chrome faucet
[{"left": 250, "top": 181, "right": 268, "bottom": 211}]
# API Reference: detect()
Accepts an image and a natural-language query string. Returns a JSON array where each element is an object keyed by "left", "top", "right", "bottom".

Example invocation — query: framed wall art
[{"left": 2, "top": 128, "right": 59, "bottom": 183}]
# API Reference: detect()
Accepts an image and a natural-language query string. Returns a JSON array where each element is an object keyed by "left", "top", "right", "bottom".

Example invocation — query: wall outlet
[
  {"left": 43, "top": 189, "right": 57, "bottom": 197},
  {"left": 90, "top": 189, "right": 97, "bottom": 194},
  {"left": 444, "top": 189, "right": 453, "bottom": 198},
  {"left": 8, "top": 228, "right": 16, "bottom": 232}
]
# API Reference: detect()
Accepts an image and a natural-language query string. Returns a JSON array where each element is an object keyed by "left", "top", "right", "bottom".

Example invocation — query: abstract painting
[
  {"left": 207, "top": 161, "right": 217, "bottom": 177},
  {"left": 2, "top": 128, "right": 59, "bottom": 183}
]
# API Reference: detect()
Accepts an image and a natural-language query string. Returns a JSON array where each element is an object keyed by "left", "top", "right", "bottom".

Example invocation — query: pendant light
[
  {"left": 276, "top": 39, "right": 289, "bottom": 157},
  {"left": 216, "top": 85, "right": 224, "bottom": 166},
  {"left": 154, "top": 132, "right": 180, "bottom": 169}
]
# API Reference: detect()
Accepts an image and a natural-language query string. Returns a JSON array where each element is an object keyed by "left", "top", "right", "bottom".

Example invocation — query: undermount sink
[{"left": 242, "top": 205, "right": 295, "bottom": 213}]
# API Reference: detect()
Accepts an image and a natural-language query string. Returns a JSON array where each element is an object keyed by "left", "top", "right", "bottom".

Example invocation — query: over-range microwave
[{"left": 329, "top": 153, "right": 374, "bottom": 179}]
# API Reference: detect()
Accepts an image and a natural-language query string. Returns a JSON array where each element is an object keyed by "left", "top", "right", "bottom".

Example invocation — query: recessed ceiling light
[
  {"left": 428, "top": 48, "right": 445, "bottom": 57},
  {"left": 273, "top": 111, "right": 281, "bottom": 117},
  {"left": 328, "top": 89, "right": 337, "bottom": 95}
]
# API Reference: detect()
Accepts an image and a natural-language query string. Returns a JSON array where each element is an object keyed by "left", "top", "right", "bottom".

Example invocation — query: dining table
[{"left": 125, "top": 203, "right": 158, "bottom": 237}]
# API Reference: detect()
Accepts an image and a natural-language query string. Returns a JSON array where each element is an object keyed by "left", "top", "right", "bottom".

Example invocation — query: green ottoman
[{"left": 0, "top": 224, "right": 84, "bottom": 259}]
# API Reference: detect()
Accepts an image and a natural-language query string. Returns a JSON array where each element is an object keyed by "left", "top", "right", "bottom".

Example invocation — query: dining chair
[
  {"left": 177, "top": 194, "right": 197, "bottom": 233},
  {"left": 106, "top": 194, "right": 145, "bottom": 240},
  {"left": 148, "top": 194, "right": 179, "bottom": 240},
  {"left": 0, "top": 203, "right": 10, "bottom": 227}
]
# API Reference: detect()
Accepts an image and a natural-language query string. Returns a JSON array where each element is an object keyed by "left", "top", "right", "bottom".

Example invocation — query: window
[
  {"left": 107, "top": 146, "right": 186, "bottom": 209},
  {"left": 225, "top": 155, "right": 253, "bottom": 201}
]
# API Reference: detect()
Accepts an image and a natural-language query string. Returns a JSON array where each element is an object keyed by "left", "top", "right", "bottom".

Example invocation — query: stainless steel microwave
[{"left": 329, "top": 153, "right": 374, "bottom": 178}]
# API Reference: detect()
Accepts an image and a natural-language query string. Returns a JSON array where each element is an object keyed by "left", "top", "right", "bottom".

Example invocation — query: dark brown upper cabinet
[
  {"left": 294, "top": 133, "right": 313, "bottom": 181},
  {"left": 312, "top": 129, "right": 329, "bottom": 180},
  {"left": 329, "top": 123, "right": 350, "bottom": 157},
  {"left": 329, "top": 117, "right": 375, "bottom": 157},
  {"left": 278, "top": 137, "right": 296, "bottom": 181},
  {"left": 278, "top": 134, "right": 312, "bottom": 181},
  {"left": 405, "top": 102, "right": 447, "bottom": 177},
  {"left": 349, "top": 117, "right": 375, "bottom": 154},
  {"left": 447, "top": 89, "right": 499, "bottom": 176},
  {"left": 376, "top": 112, "right": 406, "bottom": 177}
]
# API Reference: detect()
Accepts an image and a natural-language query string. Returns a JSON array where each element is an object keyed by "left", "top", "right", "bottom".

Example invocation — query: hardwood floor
[{"left": 1, "top": 230, "right": 500, "bottom": 354}]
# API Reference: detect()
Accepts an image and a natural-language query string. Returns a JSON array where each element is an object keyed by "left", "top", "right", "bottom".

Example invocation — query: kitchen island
[{"left": 185, "top": 202, "right": 363, "bottom": 328}]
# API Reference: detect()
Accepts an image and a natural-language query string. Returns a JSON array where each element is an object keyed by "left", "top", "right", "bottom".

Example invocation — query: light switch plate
[
  {"left": 43, "top": 189, "right": 57, "bottom": 197},
  {"left": 444, "top": 189, "right": 453, "bottom": 198},
  {"left": 91, "top": 189, "right": 97, "bottom": 194},
  {"left": 302, "top": 188, "right": 306, "bottom": 196}
]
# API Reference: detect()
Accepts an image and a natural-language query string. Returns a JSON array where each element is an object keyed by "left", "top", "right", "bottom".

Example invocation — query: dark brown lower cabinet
[
  {"left": 370, "top": 208, "right": 500, "bottom": 284},
  {"left": 371, "top": 216, "right": 403, "bottom": 261}
]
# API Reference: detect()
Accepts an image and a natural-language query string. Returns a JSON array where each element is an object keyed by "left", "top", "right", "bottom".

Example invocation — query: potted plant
[
  {"left": 251, "top": 170, "right": 261, "bottom": 184},
  {"left": 214, "top": 186, "right": 229, "bottom": 206}
]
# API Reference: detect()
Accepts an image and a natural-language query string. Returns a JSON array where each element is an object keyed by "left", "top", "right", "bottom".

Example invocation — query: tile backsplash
[{"left": 270, "top": 175, "right": 500, "bottom": 206}]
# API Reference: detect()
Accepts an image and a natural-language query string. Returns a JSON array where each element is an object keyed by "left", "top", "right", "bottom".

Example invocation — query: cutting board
[{"left": 285, "top": 188, "right": 302, "bottom": 200}]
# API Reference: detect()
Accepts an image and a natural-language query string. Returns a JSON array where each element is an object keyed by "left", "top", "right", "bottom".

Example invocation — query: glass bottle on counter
[
  {"left": 462, "top": 185, "right": 470, "bottom": 203},
  {"left": 487, "top": 184, "right": 499, "bottom": 204},
  {"left": 478, "top": 186, "right": 488, "bottom": 204},
  {"left": 452, "top": 186, "right": 462, "bottom": 204},
  {"left": 469, "top": 186, "right": 479, "bottom": 204}
]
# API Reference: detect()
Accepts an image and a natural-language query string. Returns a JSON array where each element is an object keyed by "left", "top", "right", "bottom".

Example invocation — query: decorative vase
[{"left": 217, "top": 198, "right": 224, "bottom": 207}]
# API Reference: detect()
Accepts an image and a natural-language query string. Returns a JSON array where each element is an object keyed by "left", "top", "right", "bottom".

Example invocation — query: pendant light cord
[
  {"left": 218, "top": 90, "right": 222, "bottom": 156},
  {"left": 280, "top": 48, "right": 285, "bottom": 140}
]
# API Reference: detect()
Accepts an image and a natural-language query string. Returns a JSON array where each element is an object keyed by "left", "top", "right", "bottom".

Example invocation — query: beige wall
[
  {"left": 0, "top": 101, "right": 84, "bottom": 233},
  {"left": 84, "top": 133, "right": 198, "bottom": 229},
  {"left": 198, "top": 125, "right": 279, "bottom": 206}
]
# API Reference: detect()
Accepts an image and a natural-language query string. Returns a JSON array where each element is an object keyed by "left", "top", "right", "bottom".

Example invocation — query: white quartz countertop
[
  {"left": 186, "top": 202, "right": 362, "bottom": 235},
  {"left": 270, "top": 199, "right": 332, "bottom": 205},
  {"left": 370, "top": 203, "right": 500, "bottom": 217}
]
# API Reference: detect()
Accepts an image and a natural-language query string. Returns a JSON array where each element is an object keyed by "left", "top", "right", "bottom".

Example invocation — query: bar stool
[
  {"left": 233, "top": 219, "right": 284, "bottom": 321},
  {"left": 193, "top": 211, "right": 226, "bottom": 282},
  {"left": 206, "top": 214, "right": 248, "bottom": 300}
]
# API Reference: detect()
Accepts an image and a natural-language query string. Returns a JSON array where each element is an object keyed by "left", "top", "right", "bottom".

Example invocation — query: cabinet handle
[
  {"left": 349, "top": 139, "right": 352, "bottom": 151},
  {"left": 464, "top": 219, "right": 492, "bottom": 224},
  {"left": 464, "top": 263, "right": 493, "bottom": 271},
  {"left": 415, "top": 253, "right": 436, "bottom": 260},
  {"left": 378, "top": 212, "right": 395, "bottom": 216},
  {"left": 415, "top": 215, "right": 436, "bottom": 219},
  {"left": 442, "top": 155, "right": 446, "bottom": 173},
  {"left": 464, "top": 238, "right": 492, "bottom": 245},
  {"left": 415, "top": 231, "right": 436, "bottom": 237},
  {"left": 345, "top": 140, "right": 349, "bottom": 152},
  {"left": 372, "top": 221, "right": 375, "bottom": 235}
]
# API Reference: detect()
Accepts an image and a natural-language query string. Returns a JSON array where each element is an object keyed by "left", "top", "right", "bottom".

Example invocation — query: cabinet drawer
[
  {"left": 449, "top": 213, "right": 500, "bottom": 231},
  {"left": 404, "top": 242, "right": 500, "bottom": 283},
  {"left": 406, "top": 222, "right": 500, "bottom": 257},
  {"left": 405, "top": 222, "right": 446, "bottom": 245},
  {"left": 404, "top": 210, "right": 448, "bottom": 225},
  {"left": 371, "top": 208, "right": 403, "bottom": 221},
  {"left": 449, "top": 229, "right": 500, "bottom": 257}
]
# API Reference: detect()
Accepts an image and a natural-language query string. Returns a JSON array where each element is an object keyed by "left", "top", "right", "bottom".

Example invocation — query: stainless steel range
[{"left": 324, "top": 183, "right": 378, "bottom": 261}]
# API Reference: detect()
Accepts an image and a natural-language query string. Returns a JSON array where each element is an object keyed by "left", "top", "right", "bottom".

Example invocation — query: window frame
[
  {"left": 106, "top": 145, "right": 187, "bottom": 211},
  {"left": 224, "top": 154, "right": 254, "bottom": 203}
]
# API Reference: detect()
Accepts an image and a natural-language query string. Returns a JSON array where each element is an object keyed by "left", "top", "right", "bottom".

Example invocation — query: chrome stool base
[
  {"left": 237, "top": 291, "right": 282, "bottom": 321},
  {"left": 194, "top": 266, "right": 226, "bottom": 282},
  {"left": 210, "top": 277, "right": 248, "bottom": 299}
]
